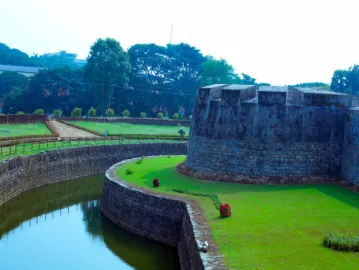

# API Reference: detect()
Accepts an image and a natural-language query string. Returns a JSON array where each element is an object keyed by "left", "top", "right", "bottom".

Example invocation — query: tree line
[{"left": 0, "top": 39, "right": 268, "bottom": 117}]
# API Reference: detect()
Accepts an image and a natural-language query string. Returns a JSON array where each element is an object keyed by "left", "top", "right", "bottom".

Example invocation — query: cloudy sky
[{"left": 1, "top": 0, "right": 358, "bottom": 85}]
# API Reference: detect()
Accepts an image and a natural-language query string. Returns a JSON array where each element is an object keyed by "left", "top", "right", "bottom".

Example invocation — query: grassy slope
[
  {"left": 0, "top": 123, "right": 52, "bottom": 138},
  {"left": 117, "top": 156, "right": 359, "bottom": 270},
  {"left": 69, "top": 121, "right": 186, "bottom": 136}
]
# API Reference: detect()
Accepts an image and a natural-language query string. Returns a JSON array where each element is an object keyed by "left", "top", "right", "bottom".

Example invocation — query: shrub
[
  {"left": 122, "top": 109, "right": 130, "bottom": 117},
  {"left": 178, "top": 125, "right": 186, "bottom": 137},
  {"left": 219, "top": 203, "right": 231, "bottom": 217},
  {"left": 153, "top": 178, "right": 160, "bottom": 187},
  {"left": 157, "top": 112, "right": 163, "bottom": 119},
  {"left": 135, "top": 158, "right": 143, "bottom": 164},
  {"left": 323, "top": 232, "right": 359, "bottom": 252},
  {"left": 172, "top": 113, "right": 179, "bottom": 119},
  {"left": 16, "top": 111, "right": 25, "bottom": 115},
  {"left": 88, "top": 107, "right": 96, "bottom": 117},
  {"left": 33, "top": 109, "right": 44, "bottom": 115},
  {"left": 140, "top": 112, "right": 146, "bottom": 118},
  {"left": 0, "top": 113, "right": 4, "bottom": 116},
  {"left": 106, "top": 108, "right": 115, "bottom": 117},
  {"left": 125, "top": 168, "right": 133, "bottom": 175},
  {"left": 71, "top": 107, "right": 82, "bottom": 117},
  {"left": 53, "top": 109, "right": 62, "bottom": 119}
]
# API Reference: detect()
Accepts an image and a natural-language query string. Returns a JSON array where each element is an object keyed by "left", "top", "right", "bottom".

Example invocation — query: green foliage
[
  {"left": 84, "top": 38, "right": 131, "bottom": 110},
  {"left": 331, "top": 65, "right": 359, "bottom": 95},
  {"left": 71, "top": 107, "right": 82, "bottom": 117},
  {"left": 140, "top": 112, "right": 146, "bottom": 118},
  {"left": 0, "top": 113, "right": 4, "bottom": 116},
  {"left": 88, "top": 107, "right": 96, "bottom": 117},
  {"left": 0, "top": 72, "right": 28, "bottom": 99},
  {"left": 125, "top": 168, "right": 133, "bottom": 175},
  {"left": 323, "top": 232, "right": 359, "bottom": 252},
  {"left": 53, "top": 109, "right": 62, "bottom": 119},
  {"left": 105, "top": 108, "right": 115, "bottom": 117},
  {"left": 16, "top": 111, "right": 25, "bottom": 115},
  {"left": 0, "top": 42, "right": 37, "bottom": 66},
  {"left": 33, "top": 109, "right": 44, "bottom": 115},
  {"left": 33, "top": 52, "right": 81, "bottom": 69},
  {"left": 172, "top": 113, "right": 179, "bottom": 119},
  {"left": 135, "top": 158, "right": 143, "bottom": 164},
  {"left": 157, "top": 112, "right": 163, "bottom": 119},
  {"left": 122, "top": 109, "right": 130, "bottom": 117},
  {"left": 178, "top": 125, "right": 186, "bottom": 137}
]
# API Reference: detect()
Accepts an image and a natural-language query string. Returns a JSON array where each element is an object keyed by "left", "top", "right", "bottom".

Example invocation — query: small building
[{"left": 0, "top": 64, "right": 42, "bottom": 77}]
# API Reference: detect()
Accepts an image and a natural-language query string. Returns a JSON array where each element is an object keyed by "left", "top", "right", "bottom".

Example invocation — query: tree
[
  {"left": 121, "top": 109, "right": 129, "bottom": 117},
  {"left": 25, "top": 68, "right": 87, "bottom": 115},
  {"left": 331, "top": 65, "right": 359, "bottom": 95},
  {"left": 0, "top": 71, "right": 28, "bottom": 99},
  {"left": 173, "top": 113, "right": 179, "bottom": 119},
  {"left": 331, "top": 70, "right": 349, "bottom": 93},
  {"left": 71, "top": 107, "right": 82, "bottom": 117},
  {"left": 105, "top": 108, "right": 115, "bottom": 117},
  {"left": 53, "top": 109, "right": 62, "bottom": 118},
  {"left": 199, "top": 57, "right": 239, "bottom": 86},
  {"left": 33, "top": 109, "right": 44, "bottom": 115},
  {"left": 0, "top": 42, "right": 37, "bottom": 66},
  {"left": 34, "top": 52, "right": 79, "bottom": 69},
  {"left": 84, "top": 38, "right": 131, "bottom": 115},
  {"left": 140, "top": 112, "right": 146, "bottom": 118},
  {"left": 88, "top": 107, "right": 96, "bottom": 117}
]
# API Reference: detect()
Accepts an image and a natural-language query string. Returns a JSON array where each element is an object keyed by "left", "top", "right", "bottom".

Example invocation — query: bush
[
  {"left": 0, "top": 113, "right": 4, "bottom": 116},
  {"left": 140, "top": 112, "right": 146, "bottom": 118},
  {"left": 33, "top": 109, "right": 44, "bottom": 115},
  {"left": 53, "top": 109, "right": 62, "bottom": 119},
  {"left": 323, "top": 232, "right": 359, "bottom": 252},
  {"left": 172, "top": 113, "right": 179, "bottom": 119},
  {"left": 135, "top": 158, "right": 143, "bottom": 164},
  {"left": 16, "top": 111, "right": 25, "bottom": 115},
  {"left": 157, "top": 112, "right": 163, "bottom": 119},
  {"left": 178, "top": 125, "right": 186, "bottom": 137},
  {"left": 122, "top": 109, "right": 130, "bottom": 117},
  {"left": 88, "top": 107, "right": 96, "bottom": 117},
  {"left": 105, "top": 108, "right": 115, "bottom": 117},
  {"left": 219, "top": 204, "right": 231, "bottom": 217},
  {"left": 125, "top": 168, "right": 133, "bottom": 175},
  {"left": 153, "top": 178, "right": 160, "bottom": 187},
  {"left": 71, "top": 107, "right": 82, "bottom": 117}
]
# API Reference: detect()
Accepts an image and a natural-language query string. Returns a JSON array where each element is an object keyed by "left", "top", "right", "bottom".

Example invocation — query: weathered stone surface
[
  {"left": 0, "top": 143, "right": 186, "bottom": 207},
  {"left": 186, "top": 84, "right": 359, "bottom": 186},
  {"left": 101, "top": 159, "right": 226, "bottom": 270}
]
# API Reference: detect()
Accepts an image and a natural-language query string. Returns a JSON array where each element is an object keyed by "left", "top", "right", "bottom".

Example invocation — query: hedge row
[{"left": 323, "top": 232, "right": 359, "bottom": 252}]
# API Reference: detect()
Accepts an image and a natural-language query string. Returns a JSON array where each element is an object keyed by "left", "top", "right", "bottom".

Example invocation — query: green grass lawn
[
  {"left": 117, "top": 156, "right": 359, "bottom": 270},
  {"left": 69, "top": 121, "right": 188, "bottom": 136},
  {"left": 0, "top": 123, "right": 52, "bottom": 138}
]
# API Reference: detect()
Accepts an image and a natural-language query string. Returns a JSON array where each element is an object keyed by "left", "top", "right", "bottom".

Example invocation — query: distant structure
[
  {"left": 0, "top": 64, "right": 42, "bottom": 77},
  {"left": 185, "top": 84, "right": 359, "bottom": 185}
]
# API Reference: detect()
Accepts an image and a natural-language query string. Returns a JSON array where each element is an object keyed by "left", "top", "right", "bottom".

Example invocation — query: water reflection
[{"left": 0, "top": 176, "right": 179, "bottom": 270}]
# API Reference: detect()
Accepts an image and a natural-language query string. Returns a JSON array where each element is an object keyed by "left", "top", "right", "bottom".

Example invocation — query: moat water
[{"left": 0, "top": 176, "right": 179, "bottom": 270}]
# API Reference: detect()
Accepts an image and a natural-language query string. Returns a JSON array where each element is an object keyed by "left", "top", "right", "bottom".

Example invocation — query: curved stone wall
[
  {"left": 101, "top": 158, "right": 225, "bottom": 270},
  {"left": 0, "top": 143, "right": 186, "bottom": 207},
  {"left": 186, "top": 85, "right": 350, "bottom": 180}
]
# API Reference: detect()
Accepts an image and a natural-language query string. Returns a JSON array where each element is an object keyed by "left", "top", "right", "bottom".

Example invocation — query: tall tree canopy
[
  {"left": 0, "top": 71, "right": 28, "bottom": 98},
  {"left": 126, "top": 43, "right": 205, "bottom": 117},
  {"left": 331, "top": 65, "right": 359, "bottom": 95},
  {"left": 0, "top": 43, "right": 37, "bottom": 66},
  {"left": 84, "top": 38, "right": 131, "bottom": 115}
]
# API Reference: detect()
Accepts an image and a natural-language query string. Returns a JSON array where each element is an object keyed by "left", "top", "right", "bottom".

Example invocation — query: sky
[{"left": 1, "top": 0, "right": 359, "bottom": 85}]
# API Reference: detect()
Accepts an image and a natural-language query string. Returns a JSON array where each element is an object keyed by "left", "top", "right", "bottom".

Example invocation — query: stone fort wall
[{"left": 186, "top": 84, "right": 359, "bottom": 185}]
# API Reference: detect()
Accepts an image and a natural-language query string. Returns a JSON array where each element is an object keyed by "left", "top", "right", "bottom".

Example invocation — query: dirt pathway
[{"left": 48, "top": 121, "right": 100, "bottom": 138}]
